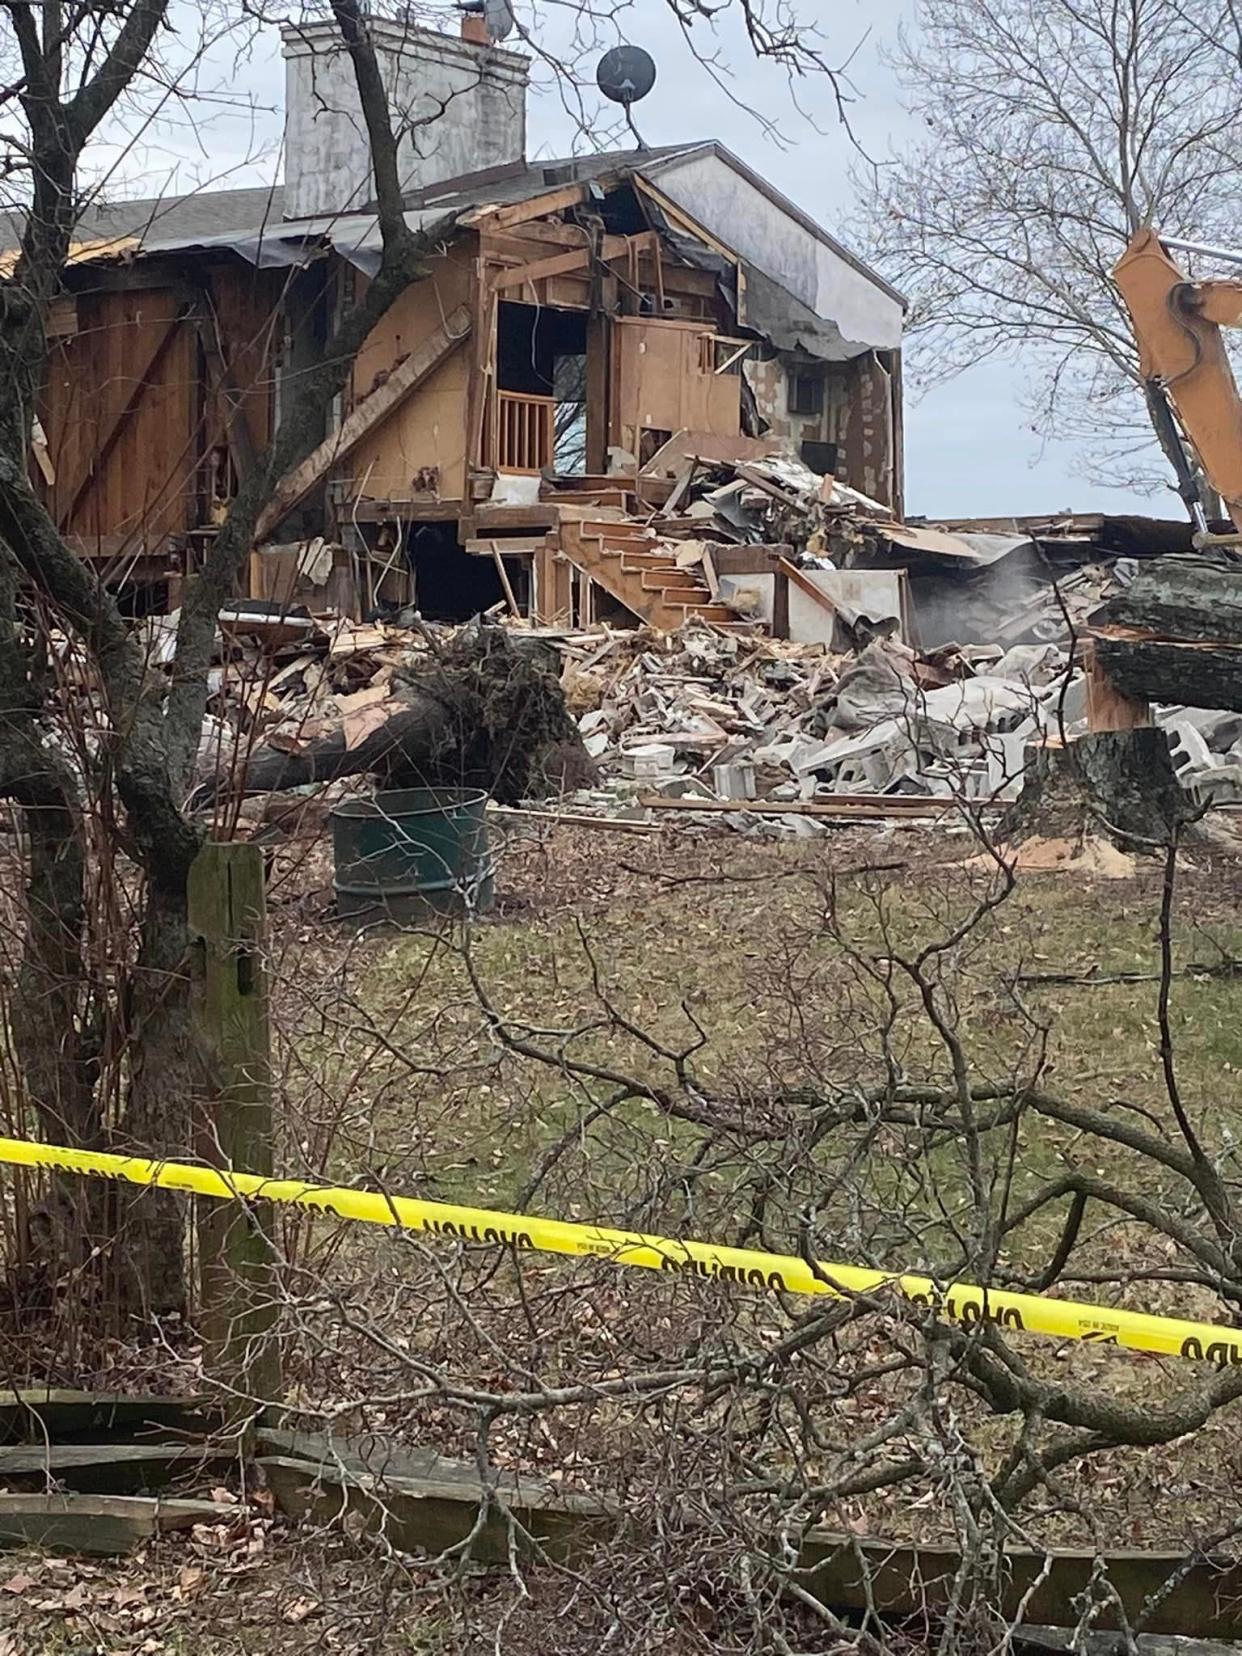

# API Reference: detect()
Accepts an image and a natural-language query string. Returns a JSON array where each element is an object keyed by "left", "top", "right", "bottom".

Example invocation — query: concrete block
[
  {"left": 621, "top": 743, "right": 676, "bottom": 780},
  {"left": 1166, "top": 720, "right": 1214, "bottom": 781},
  {"left": 711, "top": 761, "right": 757, "bottom": 801},
  {"left": 1189, "top": 764, "right": 1242, "bottom": 807},
  {"left": 984, "top": 731, "right": 1030, "bottom": 800}
]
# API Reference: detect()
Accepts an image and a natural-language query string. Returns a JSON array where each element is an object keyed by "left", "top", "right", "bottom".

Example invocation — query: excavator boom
[{"left": 1113, "top": 227, "right": 1242, "bottom": 534}]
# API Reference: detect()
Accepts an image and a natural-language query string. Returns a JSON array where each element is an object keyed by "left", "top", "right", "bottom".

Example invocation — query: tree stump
[{"left": 1003, "top": 730, "right": 1189, "bottom": 851}]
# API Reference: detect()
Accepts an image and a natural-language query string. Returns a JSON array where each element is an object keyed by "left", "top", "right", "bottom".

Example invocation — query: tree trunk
[
  {"left": 115, "top": 884, "right": 202, "bottom": 1318},
  {"left": 1004, "top": 730, "right": 1189, "bottom": 850}
]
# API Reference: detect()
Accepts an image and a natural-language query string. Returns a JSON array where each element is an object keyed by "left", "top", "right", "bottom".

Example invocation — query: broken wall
[
  {"left": 43, "top": 260, "right": 283, "bottom": 549},
  {"left": 344, "top": 243, "right": 475, "bottom": 504},
  {"left": 610, "top": 316, "right": 741, "bottom": 462}
]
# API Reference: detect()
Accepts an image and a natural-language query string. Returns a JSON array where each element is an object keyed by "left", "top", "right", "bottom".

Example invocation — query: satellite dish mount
[{"left": 596, "top": 45, "right": 657, "bottom": 148}]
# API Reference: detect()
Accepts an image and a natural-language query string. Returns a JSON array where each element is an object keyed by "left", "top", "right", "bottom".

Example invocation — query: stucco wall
[
  {"left": 650, "top": 150, "right": 903, "bottom": 352},
  {"left": 283, "top": 21, "right": 528, "bottom": 220}
]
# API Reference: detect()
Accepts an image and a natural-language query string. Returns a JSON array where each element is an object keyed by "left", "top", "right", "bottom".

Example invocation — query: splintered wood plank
[
  {"left": 0, "top": 1493, "right": 223, "bottom": 1556},
  {"left": 254, "top": 304, "right": 471, "bottom": 543}
]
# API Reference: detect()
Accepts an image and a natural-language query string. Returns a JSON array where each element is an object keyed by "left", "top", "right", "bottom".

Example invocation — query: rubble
[{"left": 120, "top": 454, "right": 1242, "bottom": 839}]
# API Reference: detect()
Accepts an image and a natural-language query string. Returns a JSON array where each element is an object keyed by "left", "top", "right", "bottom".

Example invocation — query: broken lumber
[
  {"left": 0, "top": 1493, "right": 223, "bottom": 1556},
  {"left": 638, "top": 794, "right": 950, "bottom": 819}
]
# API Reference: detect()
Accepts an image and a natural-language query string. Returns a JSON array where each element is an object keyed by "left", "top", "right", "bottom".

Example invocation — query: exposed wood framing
[
  {"left": 254, "top": 303, "right": 471, "bottom": 543},
  {"left": 631, "top": 175, "right": 740, "bottom": 266},
  {"left": 467, "top": 183, "right": 589, "bottom": 231},
  {"left": 194, "top": 302, "right": 257, "bottom": 478}
]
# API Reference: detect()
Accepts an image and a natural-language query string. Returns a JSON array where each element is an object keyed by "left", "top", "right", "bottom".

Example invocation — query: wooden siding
[{"left": 41, "top": 261, "right": 282, "bottom": 552}]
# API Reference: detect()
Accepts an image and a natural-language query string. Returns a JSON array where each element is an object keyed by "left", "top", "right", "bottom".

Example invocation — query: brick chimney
[{"left": 282, "top": 18, "right": 528, "bottom": 221}]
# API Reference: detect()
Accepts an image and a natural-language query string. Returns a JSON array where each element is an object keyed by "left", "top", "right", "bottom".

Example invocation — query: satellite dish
[{"left": 596, "top": 45, "right": 657, "bottom": 108}]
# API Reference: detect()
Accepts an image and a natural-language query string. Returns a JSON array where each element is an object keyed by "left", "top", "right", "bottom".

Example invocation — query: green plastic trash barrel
[{"left": 331, "top": 787, "right": 494, "bottom": 922}]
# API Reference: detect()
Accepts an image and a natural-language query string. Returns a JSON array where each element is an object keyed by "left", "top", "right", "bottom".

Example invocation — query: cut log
[
  {"left": 1088, "top": 551, "right": 1242, "bottom": 710},
  {"left": 1092, "top": 552, "right": 1242, "bottom": 643},
  {"left": 1004, "top": 729, "right": 1189, "bottom": 850},
  {"left": 1092, "top": 633, "right": 1242, "bottom": 713}
]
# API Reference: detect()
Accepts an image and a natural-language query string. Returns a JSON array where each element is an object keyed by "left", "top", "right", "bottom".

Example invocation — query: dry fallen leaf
[
  {"left": 284, "top": 1595, "right": 320, "bottom": 1623},
  {"left": 0, "top": 1573, "right": 36, "bottom": 1595},
  {"left": 176, "top": 1563, "right": 205, "bottom": 1601}
]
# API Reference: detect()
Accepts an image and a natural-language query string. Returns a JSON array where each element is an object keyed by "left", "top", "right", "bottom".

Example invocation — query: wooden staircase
[{"left": 556, "top": 518, "right": 748, "bottom": 632}]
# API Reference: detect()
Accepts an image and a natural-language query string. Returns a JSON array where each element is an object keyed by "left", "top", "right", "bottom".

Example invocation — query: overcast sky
[{"left": 99, "top": 0, "right": 1169, "bottom": 520}]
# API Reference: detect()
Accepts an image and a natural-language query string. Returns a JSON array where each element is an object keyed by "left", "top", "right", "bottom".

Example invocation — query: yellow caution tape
[{"left": 1, "top": 1135, "right": 1237, "bottom": 1366}]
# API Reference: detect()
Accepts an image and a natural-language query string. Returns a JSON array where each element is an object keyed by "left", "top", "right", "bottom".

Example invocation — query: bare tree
[
  {"left": 859, "top": 0, "right": 1242, "bottom": 496},
  {"left": 0, "top": 0, "right": 849, "bottom": 1323}
]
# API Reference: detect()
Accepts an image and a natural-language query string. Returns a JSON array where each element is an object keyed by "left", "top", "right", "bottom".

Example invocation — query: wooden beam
[
  {"left": 253, "top": 304, "right": 470, "bottom": 543},
  {"left": 639, "top": 794, "right": 949, "bottom": 819},
  {"left": 0, "top": 1442, "right": 233, "bottom": 1495},
  {"left": 489, "top": 540, "right": 521, "bottom": 617},
  {"left": 470, "top": 182, "right": 588, "bottom": 231},
  {"left": 778, "top": 556, "right": 841, "bottom": 624},
  {"left": 0, "top": 1389, "right": 211, "bottom": 1445},
  {"left": 488, "top": 234, "right": 634, "bottom": 292},
  {"left": 0, "top": 1494, "right": 225, "bottom": 1556},
  {"left": 56, "top": 303, "right": 190, "bottom": 531}
]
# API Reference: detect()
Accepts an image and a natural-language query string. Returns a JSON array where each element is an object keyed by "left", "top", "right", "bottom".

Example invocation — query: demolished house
[
  {"left": 17, "top": 16, "right": 1242, "bottom": 834},
  {"left": 25, "top": 12, "right": 905, "bottom": 631}
]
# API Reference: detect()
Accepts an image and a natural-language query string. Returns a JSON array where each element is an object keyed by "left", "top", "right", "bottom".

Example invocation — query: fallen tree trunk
[{"left": 199, "top": 626, "right": 594, "bottom": 807}]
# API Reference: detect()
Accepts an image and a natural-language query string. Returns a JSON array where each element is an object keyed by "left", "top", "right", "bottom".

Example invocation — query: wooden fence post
[{"left": 188, "top": 841, "right": 281, "bottom": 1414}]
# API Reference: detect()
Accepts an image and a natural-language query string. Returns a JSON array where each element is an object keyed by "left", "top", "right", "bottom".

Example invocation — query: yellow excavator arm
[{"left": 1113, "top": 228, "right": 1242, "bottom": 534}]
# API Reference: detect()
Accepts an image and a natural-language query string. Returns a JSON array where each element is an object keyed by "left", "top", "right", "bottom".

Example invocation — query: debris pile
[{"left": 545, "top": 620, "right": 1242, "bottom": 833}]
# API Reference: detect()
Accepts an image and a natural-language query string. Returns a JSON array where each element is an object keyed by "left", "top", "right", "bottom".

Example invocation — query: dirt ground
[{"left": 3, "top": 813, "right": 1242, "bottom": 1654}]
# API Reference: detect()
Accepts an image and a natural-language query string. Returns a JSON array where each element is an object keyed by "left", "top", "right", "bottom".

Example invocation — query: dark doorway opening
[
  {"left": 407, "top": 520, "right": 529, "bottom": 622},
  {"left": 497, "top": 301, "right": 588, "bottom": 474}
]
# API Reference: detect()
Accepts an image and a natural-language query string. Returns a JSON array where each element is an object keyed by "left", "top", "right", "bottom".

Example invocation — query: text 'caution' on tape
[{"left": 0, "top": 1135, "right": 1237, "bottom": 1366}]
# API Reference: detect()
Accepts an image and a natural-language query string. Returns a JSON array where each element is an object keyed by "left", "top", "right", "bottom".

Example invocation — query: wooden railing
[{"left": 495, "top": 391, "right": 555, "bottom": 473}]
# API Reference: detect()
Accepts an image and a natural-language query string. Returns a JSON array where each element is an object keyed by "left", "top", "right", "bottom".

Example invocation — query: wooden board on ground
[
  {"left": 0, "top": 1493, "right": 223, "bottom": 1556},
  {"left": 0, "top": 1442, "right": 234, "bottom": 1496},
  {"left": 0, "top": 1391, "right": 213, "bottom": 1447},
  {"left": 260, "top": 1453, "right": 617, "bottom": 1566},
  {"left": 639, "top": 794, "right": 950, "bottom": 819},
  {"left": 799, "top": 1528, "right": 1242, "bottom": 1640},
  {"left": 260, "top": 1435, "right": 1242, "bottom": 1637}
]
